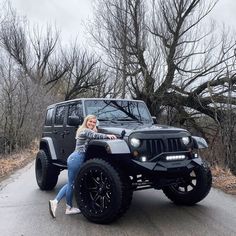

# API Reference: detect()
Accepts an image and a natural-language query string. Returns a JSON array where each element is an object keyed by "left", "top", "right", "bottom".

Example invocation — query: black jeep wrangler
[{"left": 35, "top": 98, "right": 212, "bottom": 224}]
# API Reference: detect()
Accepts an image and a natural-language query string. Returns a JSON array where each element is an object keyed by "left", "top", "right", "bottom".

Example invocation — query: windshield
[{"left": 84, "top": 100, "right": 152, "bottom": 124}]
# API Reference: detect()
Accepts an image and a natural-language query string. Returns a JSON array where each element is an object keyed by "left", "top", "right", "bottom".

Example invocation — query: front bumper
[{"left": 131, "top": 156, "right": 203, "bottom": 173}]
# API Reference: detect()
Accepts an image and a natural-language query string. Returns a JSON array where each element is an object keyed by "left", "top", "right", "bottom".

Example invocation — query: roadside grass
[
  {"left": 0, "top": 144, "right": 37, "bottom": 180},
  {"left": 211, "top": 166, "right": 236, "bottom": 195}
]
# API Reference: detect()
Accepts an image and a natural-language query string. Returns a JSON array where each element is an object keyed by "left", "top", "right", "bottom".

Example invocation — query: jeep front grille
[
  {"left": 167, "top": 138, "right": 182, "bottom": 152},
  {"left": 145, "top": 138, "right": 183, "bottom": 158},
  {"left": 146, "top": 139, "right": 165, "bottom": 157}
]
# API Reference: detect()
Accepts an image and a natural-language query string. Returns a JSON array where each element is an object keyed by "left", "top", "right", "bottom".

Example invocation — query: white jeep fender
[
  {"left": 40, "top": 137, "right": 57, "bottom": 160},
  {"left": 192, "top": 136, "right": 208, "bottom": 149},
  {"left": 88, "top": 139, "right": 131, "bottom": 154}
]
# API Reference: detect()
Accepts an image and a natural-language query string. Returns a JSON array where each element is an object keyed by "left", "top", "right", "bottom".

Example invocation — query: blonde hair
[{"left": 76, "top": 114, "right": 97, "bottom": 138}]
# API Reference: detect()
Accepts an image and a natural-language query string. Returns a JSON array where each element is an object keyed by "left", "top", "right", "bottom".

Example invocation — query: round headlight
[
  {"left": 182, "top": 137, "right": 190, "bottom": 145},
  {"left": 130, "top": 138, "right": 141, "bottom": 148}
]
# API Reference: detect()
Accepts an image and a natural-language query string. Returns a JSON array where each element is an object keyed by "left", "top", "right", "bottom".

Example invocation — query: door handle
[{"left": 60, "top": 130, "right": 70, "bottom": 137}]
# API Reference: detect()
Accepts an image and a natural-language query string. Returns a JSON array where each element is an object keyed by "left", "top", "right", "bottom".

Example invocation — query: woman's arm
[{"left": 81, "top": 129, "right": 116, "bottom": 140}]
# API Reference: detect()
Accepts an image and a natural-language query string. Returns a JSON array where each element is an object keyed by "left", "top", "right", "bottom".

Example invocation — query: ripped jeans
[{"left": 55, "top": 151, "right": 85, "bottom": 207}]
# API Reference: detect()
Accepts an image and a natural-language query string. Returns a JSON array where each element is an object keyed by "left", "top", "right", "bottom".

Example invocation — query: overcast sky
[
  {"left": 10, "top": 0, "right": 93, "bottom": 45},
  {"left": 8, "top": 0, "right": 236, "bottom": 45}
]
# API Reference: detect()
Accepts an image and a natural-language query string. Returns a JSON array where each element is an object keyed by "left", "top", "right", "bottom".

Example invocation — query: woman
[{"left": 49, "top": 114, "right": 116, "bottom": 218}]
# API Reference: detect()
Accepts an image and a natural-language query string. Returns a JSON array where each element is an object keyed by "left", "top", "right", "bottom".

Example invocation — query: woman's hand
[
  {"left": 93, "top": 127, "right": 98, "bottom": 132},
  {"left": 107, "top": 134, "right": 117, "bottom": 139}
]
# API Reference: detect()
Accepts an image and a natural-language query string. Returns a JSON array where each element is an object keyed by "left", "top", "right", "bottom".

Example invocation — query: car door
[
  {"left": 63, "top": 101, "right": 84, "bottom": 159},
  {"left": 52, "top": 104, "right": 67, "bottom": 162}
]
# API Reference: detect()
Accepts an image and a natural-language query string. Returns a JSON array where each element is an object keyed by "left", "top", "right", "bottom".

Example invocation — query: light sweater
[{"left": 75, "top": 128, "right": 108, "bottom": 152}]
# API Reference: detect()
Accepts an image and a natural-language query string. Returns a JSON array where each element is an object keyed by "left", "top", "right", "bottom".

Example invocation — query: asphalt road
[{"left": 1, "top": 161, "right": 236, "bottom": 236}]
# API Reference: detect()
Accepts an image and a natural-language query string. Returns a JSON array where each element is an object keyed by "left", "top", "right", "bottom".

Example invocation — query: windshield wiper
[{"left": 98, "top": 119, "right": 118, "bottom": 124}]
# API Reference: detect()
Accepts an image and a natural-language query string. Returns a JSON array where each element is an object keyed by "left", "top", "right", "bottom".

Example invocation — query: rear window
[
  {"left": 45, "top": 108, "right": 54, "bottom": 126},
  {"left": 54, "top": 106, "right": 66, "bottom": 125},
  {"left": 68, "top": 102, "right": 83, "bottom": 118}
]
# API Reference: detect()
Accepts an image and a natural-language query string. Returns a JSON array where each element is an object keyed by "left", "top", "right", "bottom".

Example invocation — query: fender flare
[
  {"left": 40, "top": 137, "right": 57, "bottom": 160},
  {"left": 192, "top": 136, "right": 208, "bottom": 149},
  {"left": 87, "top": 139, "right": 131, "bottom": 154}
]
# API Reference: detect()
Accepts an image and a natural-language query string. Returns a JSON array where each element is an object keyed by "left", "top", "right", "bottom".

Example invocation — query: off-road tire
[
  {"left": 74, "top": 158, "right": 132, "bottom": 224},
  {"left": 35, "top": 150, "right": 59, "bottom": 190},
  {"left": 117, "top": 171, "right": 133, "bottom": 218},
  {"left": 162, "top": 161, "right": 212, "bottom": 205}
]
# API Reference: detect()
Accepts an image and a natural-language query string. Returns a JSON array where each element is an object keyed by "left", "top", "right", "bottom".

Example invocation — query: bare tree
[
  {"left": 212, "top": 62, "right": 236, "bottom": 171},
  {"left": 43, "top": 43, "right": 109, "bottom": 100},
  {"left": 0, "top": 7, "right": 61, "bottom": 85},
  {"left": 91, "top": 0, "right": 236, "bottom": 118},
  {"left": 90, "top": 0, "right": 236, "bottom": 170},
  {"left": 0, "top": 2, "right": 114, "bottom": 154},
  {"left": 0, "top": 54, "right": 32, "bottom": 152},
  {"left": 0, "top": 5, "right": 112, "bottom": 99},
  {"left": 90, "top": 0, "right": 147, "bottom": 98}
]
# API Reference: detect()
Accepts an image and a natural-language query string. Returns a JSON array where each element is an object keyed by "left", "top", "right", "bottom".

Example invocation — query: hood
[{"left": 98, "top": 123, "right": 189, "bottom": 137}]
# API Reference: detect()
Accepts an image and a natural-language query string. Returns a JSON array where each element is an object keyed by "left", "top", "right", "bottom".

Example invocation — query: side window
[
  {"left": 54, "top": 105, "right": 66, "bottom": 125},
  {"left": 45, "top": 108, "right": 54, "bottom": 126},
  {"left": 68, "top": 102, "right": 83, "bottom": 118}
]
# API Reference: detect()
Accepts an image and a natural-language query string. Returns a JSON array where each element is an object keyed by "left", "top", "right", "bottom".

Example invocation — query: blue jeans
[{"left": 55, "top": 152, "right": 85, "bottom": 207}]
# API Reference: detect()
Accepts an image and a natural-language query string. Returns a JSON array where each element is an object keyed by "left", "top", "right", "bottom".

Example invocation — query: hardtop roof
[{"left": 47, "top": 98, "right": 145, "bottom": 110}]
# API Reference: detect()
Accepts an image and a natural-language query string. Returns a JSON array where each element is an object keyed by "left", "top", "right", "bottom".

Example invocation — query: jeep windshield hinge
[{"left": 121, "top": 130, "right": 126, "bottom": 139}]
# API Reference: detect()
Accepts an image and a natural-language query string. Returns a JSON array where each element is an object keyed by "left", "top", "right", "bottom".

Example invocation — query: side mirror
[
  {"left": 152, "top": 116, "right": 157, "bottom": 124},
  {"left": 67, "top": 116, "right": 83, "bottom": 126}
]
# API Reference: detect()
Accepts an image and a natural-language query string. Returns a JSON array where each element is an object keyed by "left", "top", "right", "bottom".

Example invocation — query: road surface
[{"left": 1, "top": 161, "right": 236, "bottom": 236}]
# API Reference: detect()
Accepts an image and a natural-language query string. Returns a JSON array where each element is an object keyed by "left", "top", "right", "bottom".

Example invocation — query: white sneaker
[
  {"left": 65, "top": 207, "right": 81, "bottom": 215},
  {"left": 49, "top": 200, "right": 57, "bottom": 218}
]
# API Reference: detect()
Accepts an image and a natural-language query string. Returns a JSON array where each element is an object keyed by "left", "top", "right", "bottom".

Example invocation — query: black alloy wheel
[
  {"left": 162, "top": 161, "right": 212, "bottom": 205},
  {"left": 74, "top": 158, "right": 132, "bottom": 224}
]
